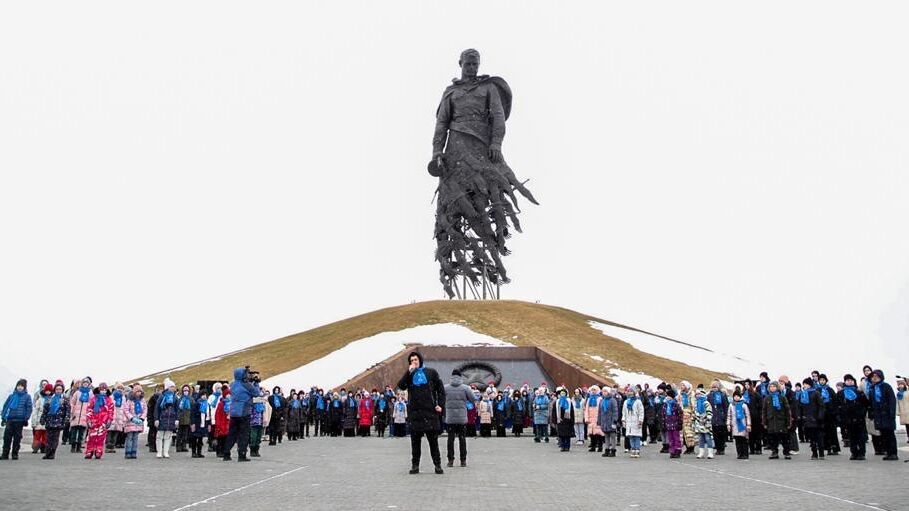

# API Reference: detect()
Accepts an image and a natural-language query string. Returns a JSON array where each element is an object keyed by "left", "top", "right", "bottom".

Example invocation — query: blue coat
[
  {"left": 2, "top": 390, "right": 33, "bottom": 422},
  {"left": 229, "top": 367, "right": 260, "bottom": 419},
  {"left": 597, "top": 395, "right": 620, "bottom": 433},
  {"left": 870, "top": 381, "right": 897, "bottom": 431},
  {"left": 532, "top": 395, "right": 550, "bottom": 425},
  {"left": 708, "top": 391, "right": 729, "bottom": 428}
]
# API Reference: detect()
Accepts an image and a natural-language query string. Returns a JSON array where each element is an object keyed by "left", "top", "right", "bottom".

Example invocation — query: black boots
[
  {"left": 409, "top": 463, "right": 419, "bottom": 474},
  {"left": 434, "top": 465, "right": 444, "bottom": 475},
  {"left": 250, "top": 447, "right": 260, "bottom": 457},
  {"left": 447, "top": 460, "right": 454, "bottom": 467}
]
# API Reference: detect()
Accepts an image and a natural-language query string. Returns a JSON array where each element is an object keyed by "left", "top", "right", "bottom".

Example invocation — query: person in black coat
[
  {"left": 267, "top": 387, "right": 287, "bottom": 445},
  {"left": 146, "top": 385, "right": 161, "bottom": 453},
  {"left": 492, "top": 394, "right": 508, "bottom": 437},
  {"left": 554, "top": 388, "right": 575, "bottom": 452},
  {"left": 837, "top": 374, "right": 869, "bottom": 460},
  {"left": 817, "top": 374, "right": 841, "bottom": 455},
  {"left": 869, "top": 369, "right": 899, "bottom": 460},
  {"left": 397, "top": 351, "right": 445, "bottom": 474},
  {"left": 742, "top": 380, "right": 763, "bottom": 454},
  {"left": 798, "top": 378, "right": 826, "bottom": 459}
]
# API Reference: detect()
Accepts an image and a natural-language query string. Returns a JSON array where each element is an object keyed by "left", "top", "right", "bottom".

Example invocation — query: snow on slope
[
  {"left": 262, "top": 323, "right": 512, "bottom": 391},
  {"left": 589, "top": 321, "right": 768, "bottom": 379}
]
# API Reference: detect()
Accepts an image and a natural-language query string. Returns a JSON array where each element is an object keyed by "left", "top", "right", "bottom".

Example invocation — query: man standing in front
[
  {"left": 398, "top": 351, "right": 446, "bottom": 474},
  {"left": 444, "top": 369, "right": 475, "bottom": 467},
  {"left": 222, "top": 367, "right": 260, "bottom": 462}
]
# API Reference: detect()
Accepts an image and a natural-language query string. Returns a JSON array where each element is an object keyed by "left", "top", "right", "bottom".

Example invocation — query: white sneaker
[
  {"left": 707, "top": 448, "right": 714, "bottom": 459},
  {"left": 163, "top": 452, "right": 170, "bottom": 458},
  {"left": 156, "top": 452, "right": 163, "bottom": 459}
]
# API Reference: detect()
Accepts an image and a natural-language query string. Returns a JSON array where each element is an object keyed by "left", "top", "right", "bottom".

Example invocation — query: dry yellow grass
[{"left": 130, "top": 300, "right": 734, "bottom": 391}]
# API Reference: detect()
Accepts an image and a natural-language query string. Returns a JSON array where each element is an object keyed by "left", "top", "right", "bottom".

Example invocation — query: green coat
[{"left": 762, "top": 393, "right": 790, "bottom": 434}]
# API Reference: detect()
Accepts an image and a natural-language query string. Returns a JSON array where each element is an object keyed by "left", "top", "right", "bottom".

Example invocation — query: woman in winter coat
[
  {"left": 392, "top": 396, "right": 408, "bottom": 437},
  {"left": 266, "top": 387, "right": 287, "bottom": 444},
  {"left": 584, "top": 385, "right": 603, "bottom": 452},
  {"left": 597, "top": 387, "right": 620, "bottom": 457},
  {"left": 897, "top": 378, "right": 909, "bottom": 443},
  {"left": 869, "top": 370, "right": 899, "bottom": 460},
  {"left": 510, "top": 390, "right": 526, "bottom": 437},
  {"left": 155, "top": 379, "right": 179, "bottom": 459},
  {"left": 340, "top": 391, "right": 358, "bottom": 437},
  {"left": 189, "top": 391, "right": 209, "bottom": 458},
  {"left": 798, "top": 378, "right": 826, "bottom": 459},
  {"left": 106, "top": 384, "right": 128, "bottom": 453},
  {"left": 474, "top": 395, "right": 490, "bottom": 437},
  {"left": 555, "top": 389, "right": 575, "bottom": 452},
  {"left": 39, "top": 382, "right": 70, "bottom": 460},
  {"left": 662, "top": 389, "right": 684, "bottom": 458},
  {"left": 213, "top": 386, "right": 231, "bottom": 457},
  {"left": 727, "top": 388, "right": 752, "bottom": 459},
  {"left": 328, "top": 392, "right": 343, "bottom": 437},
  {"left": 678, "top": 381, "right": 697, "bottom": 454},
  {"left": 122, "top": 387, "right": 146, "bottom": 459},
  {"left": 622, "top": 388, "right": 645, "bottom": 458},
  {"left": 373, "top": 392, "right": 390, "bottom": 437},
  {"left": 571, "top": 389, "right": 586, "bottom": 445},
  {"left": 68, "top": 377, "right": 93, "bottom": 453},
  {"left": 762, "top": 381, "right": 792, "bottom": 459},
  {"left": 493, "top": 394, "right": 508, "bottom": 437},
  {"left": 84, "top": 383, "right": 115, "bottom": 460},
  {"left": 742, "top": 380, "right": 763, "bottom": 454},
  {"left": 286, "top": 391, "right": 303, "bottom": 440},
  {"left": 693, "top": 388, "right": 714, "bottom": 459},
  {"left": 531, "top": 389, "right": 550, "bottom": 443},
  {"left": 30, "top": 383, "right": 52, "bottom": 454},
  {"left": 357, "top": 391, "right": 373, "bottom": 437}
]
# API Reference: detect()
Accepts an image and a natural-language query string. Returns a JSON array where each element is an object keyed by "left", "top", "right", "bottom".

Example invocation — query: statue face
[{"left": 460, "top": 54, "right": 480, "bottom": 78}]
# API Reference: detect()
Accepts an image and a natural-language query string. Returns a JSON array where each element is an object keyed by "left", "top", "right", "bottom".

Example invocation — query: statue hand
[{"left": 488, "top": 147, "right": 503, "bottom": 163}]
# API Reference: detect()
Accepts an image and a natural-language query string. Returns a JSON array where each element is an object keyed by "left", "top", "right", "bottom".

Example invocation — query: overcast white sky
[{"left": 2, "top": 2, "right": 907, "bottom": 390}]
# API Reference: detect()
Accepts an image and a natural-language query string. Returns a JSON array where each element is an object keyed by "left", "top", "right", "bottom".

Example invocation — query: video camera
[{"left": 244, "top": 365, "right": 261, "bottom": 384}]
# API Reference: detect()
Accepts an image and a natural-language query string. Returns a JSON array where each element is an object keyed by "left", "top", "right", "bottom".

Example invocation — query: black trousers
[
  {"left": 480, "top": 424, "right": 492, "bottom": 437},
  {"left": 69, "top": 425, "right": 86, "bottom": 446},
  {"left": 848, "top": 421, "right": 867, "bottom": 457},
  {"left": 823, "top": 420, "right": 840, "bottom": 452},
  {"left": 768, "top": 431, "right": 791, "bottom": 455},
  {"left": 148, "top": 425, "right": 158, "bottom": 452},
  {"left": 879, "top": 428, "right": 898, "bottom": 457},
  {"left": 411, "top": 431, "right": 441, "bottom": 467},
  {"left": 2, "top": 420, "right": 26, "bottom": 455},
  {"left": 734, "top": 436, "right": 749, "bottom": 458},
  {"left": 446, "top": 424, "right": 467, "bottom": 462},
  {"left": 712, "top": 425, "right": 728, "bottom": 453},
  {"left": 46, "top": 428, "right": 62, "bottom": 456},
  {"left": 805, "top": 426, "right": 824, "bottom": 455},
  {"left": 223, "top": 416, "right": 251, "bottom": 458}
]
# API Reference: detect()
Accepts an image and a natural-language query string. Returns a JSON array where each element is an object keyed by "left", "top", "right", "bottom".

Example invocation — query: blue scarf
[
  {"left": 734, "top": 401, "right": 746, "bottom": 431},
  {"left": 600, "top": 396, "right": 612, "bottom": 411},
  {"left": 6, "top": 391, "right": 23, "bottom": 417},
  {"left": 113, "top": 390, "right": 123, "bottom": 407},
  {"left": 759, "top": 382, "right": 768, "bottom": 397},
  {"left": 198, "top": 398, "right": 208, "bottom": 414},
  {"left": 558, "top": 395, "right": 570, "bottom": 414},
  {"left": 412, "top": 368, "right": 427, "bottom": 386},
  {"left": 681, "top": 392, "right": 689, "bottom": 408},
  {"left": 78, "top": 387, "right": 91, "bottom": 403},
  {"left": 819, "top": 386, "right": 831, "bottom": 403},
  {"left": 587, "top": 394, "right": 598, "bottom": 407},
  {"left": 770, "top": 391, "right": 782, "bottom": 410},
  {"left": 535, "top": 396, "right": 548, "bottom": 408},
  {"left": 133, "top": 398, "right": 143, "bottom": 415},
  {"left": 800, "top": 387, "right": 814, "bottom": 405},
  {"left": 49, "top": 394, "right": 63, "bottom": 415},
  {"left": 271, "top": 395, "right": 282, "bottom": 409},
  {"left": 316, "top": 396, "right": 325, "bottom": 410},
  {"left": 516, "top": 399, "right": 524, "bottom": 411},
  {"left": 223, "top": 397, "right": 231, "bottom": 414},
  {"left": 254, "top": 401, "right": 265, "bottom": 413},
  {"left": 180, "top": 394, "right": 192, "bottom": 410},
  {"left": 898, "top": 389, "right": 905, "bottom": 401},
  {"left": 573, "top": 396, "right": 583, "bottom": 409},
  {"left": 290, "top": 399, "right": 301, "bottom": 409},
  {"left": 159, "top": 390, "right": 175, "bottom": 409},
  {"left": 626, "top": 396, "right": 637, "bottom": 411},
  {"left": 332, "top": 399, "right": 340, "bottom": 409},
  {"left": 466, "top": 400, "right": 474, "bottom": 411},
  {"left": 742, "top": 391, "right": 750, "bottom": 404},
  {"left": 379, "top": 399, "right": 387, "bottom": 412},
  {"left": 873, "top": 384, "right": 882, "bottom": 403},
  {"left": 711, "top": 391, "right": 724, "bottom": 406},
  {"left": 347, "top": 397, "right": 357, "bottom": 409},
  {"left": 396, "top": 401, "right": 406, "bottom": 413},
  {"left": 664, "top": 399, "right": 677, "bottom": 417},
  {"left": 496, "top": 399, "right": 506, "bottom": 411},
  {"left": 695, "top": 395, "right": 707, "bottom": 414},
  {"left": 362, "top": 398, "right": 371, "bottom": 410},
  {"left": 93, "top": 394, "right": 108, "bottom": 413},
  {"left": 843, "top": 386, "right": 858, "bottom": 402}
]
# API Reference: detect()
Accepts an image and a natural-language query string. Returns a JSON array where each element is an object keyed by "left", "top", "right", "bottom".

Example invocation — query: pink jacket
[
  {"left": 584, "top": 396, "right": 604, "bottom": 436},
  {"left": 85, "top": 396, "right": 114, "bottom": 430},
  {"left": 69, "top": 389, "right": 92, "bottom": 428},
  {"left": 123, "top": 398, "right": 147, "bottom": 433},
  {"left": 110, "top": 398, "right": 128, "bottom": 432}
]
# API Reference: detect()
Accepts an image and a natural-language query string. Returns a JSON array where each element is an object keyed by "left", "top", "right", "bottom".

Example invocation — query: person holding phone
[{"left": 397, "top": 351, "right": 446, "bottom": 474}]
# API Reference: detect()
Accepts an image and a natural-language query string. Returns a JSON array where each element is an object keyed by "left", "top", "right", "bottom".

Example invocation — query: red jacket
[
  {"left": 358, "top": 398, "right": 373, "bottom": 427},
  {"left": 214, "top": 400, "right": 230, "bottom": 437}
]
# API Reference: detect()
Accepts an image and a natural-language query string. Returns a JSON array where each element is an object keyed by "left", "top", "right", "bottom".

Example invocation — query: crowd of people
[{"left": 2, "top": 361, "right": 907, "bottom": 468}]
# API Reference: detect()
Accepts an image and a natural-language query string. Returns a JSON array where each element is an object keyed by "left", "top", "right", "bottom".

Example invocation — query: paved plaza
[{"left": 1, "top": 432, "right": 907, "bottom": 511}]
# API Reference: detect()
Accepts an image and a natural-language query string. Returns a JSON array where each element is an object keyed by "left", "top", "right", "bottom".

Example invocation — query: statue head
[{"left": 459, "top": 48, "right": 480, "bottom": 78}]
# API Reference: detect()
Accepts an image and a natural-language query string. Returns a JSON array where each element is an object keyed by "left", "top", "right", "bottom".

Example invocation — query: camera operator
[{"left": 221, "top": 366, "right": 261, "bottom": 462}]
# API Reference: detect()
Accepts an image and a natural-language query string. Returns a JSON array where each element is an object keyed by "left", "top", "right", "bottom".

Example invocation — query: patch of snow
[
  {"left": 263, "top": 323, "right": 513, "bottom": 390},
  {"left": 608, "top": 368, "right": 663, "bottom": 389},
  {"left": 136, "top": 379, "right": 156, "bottom": 386},
  {"left": 588, "top": 355, "right": 604, "bottom": 362},
  {"left": 589, "top": 321, "right": 768, "bottom": 379},
  {"left": 151, "top": 352, "right": 239, "bottom": 376}
]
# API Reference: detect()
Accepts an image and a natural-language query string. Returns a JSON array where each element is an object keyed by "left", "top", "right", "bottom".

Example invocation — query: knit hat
[
  {"left": 222, "top": 386, "right": 231, "bottom": 396},
  {"left": 163, "top": 378, "right": 176, "bottom": 390},
  {"left": 54, "top": 382, "right": 65, "bottom": 392},
  {"left": 843, "top": 374, "right": 856, "bottom": 384},
  {"left": 98, "top": 382, "right": 109, "bottom": 391},
  {"left": 43, "top": 383, "right": 53, "bottom": 393}
]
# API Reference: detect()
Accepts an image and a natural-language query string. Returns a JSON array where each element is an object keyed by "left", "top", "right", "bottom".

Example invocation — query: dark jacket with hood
[
  {"left": 443, "top": 374, "right": 475, "bottom": 425},
  {"left": 397, "top": 352, "right": 445, "bottom": 433},
  {"left": 869, "top": 370, "right": 897, "bottom": 431}
]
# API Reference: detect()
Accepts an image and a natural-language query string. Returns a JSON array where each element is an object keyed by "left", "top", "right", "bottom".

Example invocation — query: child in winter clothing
[
  {"left": 869, "top": 370, "right": 899, "bottom": 460},
  {"left": 268, "top": 387, "right": 287, "bottom": 444},
  {"left": 190, "top": 391, "right": 209, "bottom": 458},
  {"left": 2, "top": 379, "right": 33, "bottom": 460},
  {"left": 727, "top": 389, "right": 752, "bottom": 459},
  {"left": 762, "top": 381, "right": 792, "bottom": 460},
  {"left": 176, "top": 385, "right": 193, "bottom": 452},
  {"left": 838, "top": 374, "right": 869, "bottom": 460},
  {"left": 393, "top": 395, "right": 408, "bottom": 437},
  {"left": 213, "top": 386, "right": 231, "bottom": 457},
  {"left": 678, "top": 381, "right": 697, "bottom": 455},
  {"left": 707, "top": 381, "right": 729, "bottom": 456},
  {"left": 572, "top": 389, "right": 585, "bottom": 445},
  {"left": 155, "top": 379, "right": 179, "bottom": 458},
  {"left": 249, "top": 389, "right": 267, "bottom": 457},
  {"left": 662, "top": 389, "right": 683, "bottom": 458},
  {"left": 30, "top": 383, "right": 52, "bottom": 454},
  {"left": 106, "top": 384, "right": 127, "bottom": 454},
  {"left": 531, "top": 389, "right": 550, "bottom": 443},
  {"left": 798, "top": 378, "right": 826, "bottom": 459},
  {"left": 123, "top": 387, "right": 146, "bottom": 459},
  {"left": 39, "top": 382, "right": 70, "bottom": 460},
  {"left": 357, "top": 390, "right": 373, "bottom": 437},
  {"left": 584, "top": 386, "right": 603, "bottom": 452},
  {"left": 207, "top": 383, "right": 223, "bottom": 452},
  {"left": 597, "top": 387, "right": 620, "bottom": 457},
  {"left": 84, "top": 383, "right": 115, "bottom": 459},
  {"left": 286, "top": 391, "right": 303, "bottom": 440},
  {"left": 622, "top": 388, "right": 645, "bottom": 458},
  {"left": 694, "top": 388, "right": 714, "bottom": 459},
  {"left": 555, "top": 388, "right": 575, "bottom": 452},
  {"left": 68, "top": 377, "right": 92, "bottom": 453},
  {"left": 374, "top": 392, "right": 390, "bottom": 438}
]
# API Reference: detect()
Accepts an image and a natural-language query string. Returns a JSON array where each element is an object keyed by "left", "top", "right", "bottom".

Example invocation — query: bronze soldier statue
[{"left": 430, "top": 49, "right": 538, "bottom": 298}]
